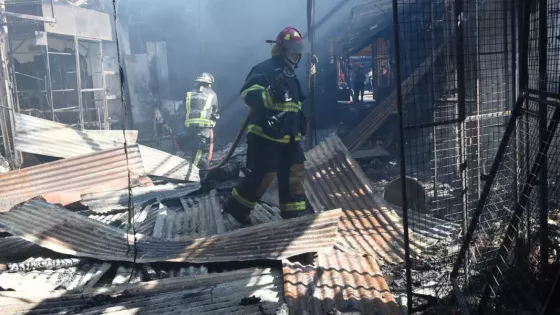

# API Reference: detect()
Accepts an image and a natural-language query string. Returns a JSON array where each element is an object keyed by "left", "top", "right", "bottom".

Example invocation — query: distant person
[
  {"left": 354, "top": 67, "right": 366, "bottom": 102},
  {"left": 368, "top": 69, "right": 373, "bottom": 92},
  {"left": 179, "top": 72, "right": 219, "bottom": 169}
]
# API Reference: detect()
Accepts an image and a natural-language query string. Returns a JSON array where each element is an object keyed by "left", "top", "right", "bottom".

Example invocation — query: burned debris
[{"left": 0, "top": 127, "right": 409, "bottom": 314}]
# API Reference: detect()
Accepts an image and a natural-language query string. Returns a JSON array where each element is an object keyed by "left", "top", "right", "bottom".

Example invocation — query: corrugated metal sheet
[
  {"left": 0, "top": 259, "right": 111, "bottom": 292},
  {"left": 14, "top": 113, "right": 199, "bottom": 182},
  {"left": 304, "top": 134, "right": 428, "bottom": 265},
  {"left": 0, "top": 236, "right": 49, "bottom": 259},
  {"left": 0, "top": 268, "right": 282, "bottom": 315},
  {"left": 283, "top": 250, "right": 402, "bottom": 315},
  {"left": 0, "top": 145, "right": 145, "bottom": 212},
  {"left": 138, "top": 144, "right": 200, "bottom": 182},
  {"left": 14, "top": 113, "right": 137, "bottom": 158},
  {"left": 0, "top": 200, "right": 342, "bottom": 263},
  {"left": 81, "top": 183, "right": 201, "bottom": 213}
]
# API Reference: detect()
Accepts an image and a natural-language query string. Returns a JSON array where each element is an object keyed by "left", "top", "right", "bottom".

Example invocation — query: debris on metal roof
[
  {"left": 0, "top": 259, "right": 111, "bottom": 292},
  {"left": 283, "top": 250, "right": 402, "bottom": 315},
  {"left": 0, "top": 145, "right": 145, "bottom": 212},
  {"left": 81, "top": 182, "right": 201, "bottom": 213},
  {"left": 138, "top": 144, "right": 200, "bottom": 182},
  {"left": 178, "top": 189, "right": 226, "bottom": 238},
  {"left": 14, "top": 113, "right": 199, "bottom": 182},
  {"left": 7, "top": 257, "right": 85, "bottom": 272},
  {"left": 304, "top": 134, "right": 414, "bottom": 264},
  {"left": 14, "top": 113, "right": 138, "bottom": 158},
  {"left": 0, "top": 268, "right": 283, "bottom": 315},
  {"left": 0, "top": 200, "right": 342, "bottom": 263}
]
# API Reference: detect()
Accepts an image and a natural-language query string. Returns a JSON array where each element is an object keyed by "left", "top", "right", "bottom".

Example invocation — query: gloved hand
[{"left": 212, "top": 113, "right": 220, "bottom": 120}]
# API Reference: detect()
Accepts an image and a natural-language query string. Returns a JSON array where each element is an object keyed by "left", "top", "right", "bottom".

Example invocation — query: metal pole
[
  {"left": 74, "top": 36, "right": 83, "bottom": 129},
  {"left": 306, "top": 0, "right": 316, "bottom": 149},
  {"left": 100, "top": 41, "right": 109, "bottom": 130},
  {"left": 390, "top": 0, "right": 413, "bottom": 312},
  {"left": 44, "top": 31, "right": 54, "bottom": 121},
  {"left": 538, "top": 0, "right": 548, "bottom": 278},
  {"left": 455, "top": 0, "right": 469, "bottom": 282}
]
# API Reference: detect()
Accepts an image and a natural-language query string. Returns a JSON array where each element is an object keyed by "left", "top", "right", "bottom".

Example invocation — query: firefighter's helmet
[
  {"left": 274, "top": 27, "right": 305, "bottom": 54},
  {"left": 195, "top": 72, "right": 215, "bottom": 85},
  {"left": 267, "top": 27, "right": 305, "bottom": 66}
]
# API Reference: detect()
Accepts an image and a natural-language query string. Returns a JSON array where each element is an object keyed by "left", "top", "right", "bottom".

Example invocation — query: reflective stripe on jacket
[
  {"left": 185, "top": 87, "right": 218, "bottom": 128},
  {"left": 240, "top": 56, "right": 307, "bottom": 143}
]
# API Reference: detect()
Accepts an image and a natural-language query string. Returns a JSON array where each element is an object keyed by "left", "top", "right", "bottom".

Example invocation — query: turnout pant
[
  {"left": 224, "top": 134, "right": 310, "bottom": 224},
  {"left": 179, "top": 126, "right": 212, "bottom": 169}
]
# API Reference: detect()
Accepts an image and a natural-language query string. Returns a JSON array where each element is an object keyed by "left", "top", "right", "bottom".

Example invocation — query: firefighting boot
[
  {"left": 222, "top": 197, "right": 252, "bottom": 226},
  {"left": 280, "top": 204, "right": 314, "bottom": 220}
]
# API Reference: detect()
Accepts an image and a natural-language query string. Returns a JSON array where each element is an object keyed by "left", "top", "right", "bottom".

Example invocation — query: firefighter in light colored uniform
[{"left": 180, "top": 72, "right": 219, "bottom": 169}]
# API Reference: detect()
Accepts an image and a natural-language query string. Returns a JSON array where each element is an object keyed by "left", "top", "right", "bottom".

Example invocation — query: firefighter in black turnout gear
[
  {"left": 180, "top": 72, "right": 219, "bottom": 169},
  {"left": 223, "top": 27, "right": 312, "bottom": 225}
]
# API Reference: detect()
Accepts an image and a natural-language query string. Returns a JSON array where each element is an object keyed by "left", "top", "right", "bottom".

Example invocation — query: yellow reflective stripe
[
  {"left": 193, "top": 149, "right": 203, "bottom": 166},
  {"left": 185, "top": 92, "right": 192, "bottom": 116},
  {"left": 264, "top": 101, "right": 301, "bottom": 112},
  {"left": 200, "top": 94, "right": 214, "bottom": 119},
  {"left": 232, "top": 188, "right": 256, "bottom": 208},
  {"left": 185, "top": 118, "right": 215, "bottom": 127},
  {"left": 280, "top": 201, "right": 307, "bottom": 212},
  {"left": 241, "top": 84, "right": 265, "bottom": 99},
  {"left": 247, "top": 124, "right": 302, "bottom": 143}
]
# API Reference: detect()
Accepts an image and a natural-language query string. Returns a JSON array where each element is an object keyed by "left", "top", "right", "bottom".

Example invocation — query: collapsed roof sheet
[
  {"left": 14, "top": 113, "right": 137, "bottom": 157},
  {"left": 304, "top": 134, "right": 428, "bottom": 264},
  {"left": 0, "top": 145, "right": 145, "bottom": 212},
  {"left": 283, "top": 250, "right": 401, "bottom": 315},
  {"left": 14, "top": 113, "right": 199, "bottom": 181},
  {"left": 138, "top": 144, "right": 200, "bottom": 182},
  {"left": 81, "top": 183, "right": 201, "bottom": 213},
  {"left": 0, "top": 200, "right": 342, "bottom": 263},
  {"left": 0, "top": 268, "right": 283, "bottom": 315}
]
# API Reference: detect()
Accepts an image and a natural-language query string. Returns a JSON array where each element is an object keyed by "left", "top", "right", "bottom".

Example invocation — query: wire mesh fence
[
  {"left": 392, "top": 0, "right": 560, "bottom": 312},
  {"left": 392, "top": 0, "right": 516, "bottom": 312}
]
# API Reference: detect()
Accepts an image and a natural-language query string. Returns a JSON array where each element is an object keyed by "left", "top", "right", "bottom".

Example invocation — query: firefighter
[
  {"left": 180, "top": 72, "right": 219, "bottom": 169},
  {"left": 223, "top": 27, "right": 312, "bottom": 225}
]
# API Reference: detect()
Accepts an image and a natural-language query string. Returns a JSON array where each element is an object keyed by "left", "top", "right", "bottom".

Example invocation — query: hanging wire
[{"left": 112, "top": 0, "right": 137, "bottom": 268}]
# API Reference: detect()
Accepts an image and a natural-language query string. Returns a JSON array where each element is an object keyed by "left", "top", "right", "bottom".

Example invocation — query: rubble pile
[{"left": 0, "top": 116, "right": 460, "bottom": 314}]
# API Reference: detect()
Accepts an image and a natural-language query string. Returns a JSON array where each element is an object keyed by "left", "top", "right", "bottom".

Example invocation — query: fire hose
[{"left": 202, "top": 109, "right": 252, "bottom": 172}]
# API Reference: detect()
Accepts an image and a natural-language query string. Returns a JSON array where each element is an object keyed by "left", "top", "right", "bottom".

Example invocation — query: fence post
[
  {"left": 537, "top": 0, "right": 549, "bottom": 280},
  {"left": 390, "top": 0, "right": 413, "bottom": 312}
]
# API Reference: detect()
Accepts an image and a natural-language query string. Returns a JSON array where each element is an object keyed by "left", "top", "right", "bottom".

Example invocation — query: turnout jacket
[
  {"left": 184, "top": 86, "right": 219, "bottom": 128},
  {"left": 240, "top": 56, "right": 307, "bottom": 143}
]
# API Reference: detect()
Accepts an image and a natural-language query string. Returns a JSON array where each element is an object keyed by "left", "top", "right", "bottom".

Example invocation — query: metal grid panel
[{"left": 393, "top": 0, "right": 514, "bottom": 312}]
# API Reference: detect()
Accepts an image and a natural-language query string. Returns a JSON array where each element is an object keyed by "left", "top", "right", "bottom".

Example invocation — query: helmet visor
[{"left": 282, "top": 39, "right": 305, "bottom": 54}]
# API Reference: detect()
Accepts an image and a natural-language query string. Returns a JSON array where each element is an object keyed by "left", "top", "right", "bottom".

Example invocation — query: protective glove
[{"left": 212, "top": 113, "right": 220, "bottom": 120}]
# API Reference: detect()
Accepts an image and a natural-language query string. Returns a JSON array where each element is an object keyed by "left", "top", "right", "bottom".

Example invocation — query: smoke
[{"left": 120, "top": 0, "right": 363, "bottom": 144}]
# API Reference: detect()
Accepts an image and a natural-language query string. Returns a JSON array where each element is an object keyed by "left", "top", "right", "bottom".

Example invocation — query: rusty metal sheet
[
  {"left": 0, "top": 200, "right": 342, "bottom": 263},
  {"left": 14, "top": 113, "right": 137, "bottom": 158},
  {"left": 14, "top": 113, "right": 198, "bottom": 182},
  {"left": 81, "top": 182, "right": 201, "bottom": 213},
  {"left": 138, "top": 144, "right": 200, "bottom": 182},
  {"left": 304, "top": 134, "right": 429, "bottom": 265},
  {"left": 344, "top": 42, "right": 446, "bottom": 152},
  {"left": 283, "top": 250, "right": 402, "bottom": 315},
  {"left": 0, "top": 259, "right": 111, "bottom": 292},
  {"left": 0, "top": 268, "right": 282, "bottom": 315},
  {"left": 0, "top": 145, "right": 145, "bottom": 212}
]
